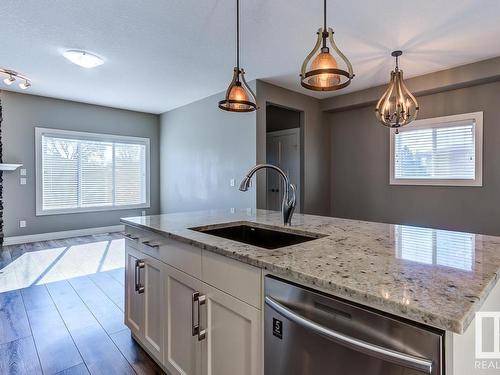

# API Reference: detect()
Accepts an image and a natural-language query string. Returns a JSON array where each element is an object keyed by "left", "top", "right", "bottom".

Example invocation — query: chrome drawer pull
[
  {"left": 265, "top": 296, "right": 433, "bottom": 374},
  {"left": 134, "top": 260, "right": 145, "bottom": 294},
  {"left": 142, "top": 240, "right": 160, "bottom": 249},
  {"left": 193, "top": 292, "right": 207, "bottom": 341},
  {"left": 123, "top": 232, "right": 139, "bottom": 240}
]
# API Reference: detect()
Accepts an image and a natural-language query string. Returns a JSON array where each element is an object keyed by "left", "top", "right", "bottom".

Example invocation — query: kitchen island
[{"left": 121, "top": 209, "right": 500, "bottom": 375}]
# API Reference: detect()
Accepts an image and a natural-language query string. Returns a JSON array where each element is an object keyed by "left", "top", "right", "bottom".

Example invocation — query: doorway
[{"left": 266, "top": 105, "right": 302, "bottom": 213}]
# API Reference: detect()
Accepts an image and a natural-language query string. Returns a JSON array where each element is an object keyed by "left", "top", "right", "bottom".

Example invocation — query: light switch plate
[
  {"left": 230, "top": 178, "right": 235, "bottom": 187},
  {"left": 19, "top": 220, "right": 26, "bottom": 228},
  {"left": 20, "top": 168, "right": 27, "bottom": 176},
  {"left": 20, "top": 178, "right": 27, "bottom": 185}
]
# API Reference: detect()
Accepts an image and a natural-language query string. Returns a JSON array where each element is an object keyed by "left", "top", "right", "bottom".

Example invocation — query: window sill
[{"left": 36, "top": 203, "right": 150, "bottom": 216}]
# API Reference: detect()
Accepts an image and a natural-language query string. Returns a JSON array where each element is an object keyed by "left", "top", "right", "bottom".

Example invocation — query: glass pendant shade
[
  {"left": 375, "top": 51, "right": 419, "bottom": 131},
  {"left": 219, "top": 0, "right": 257, "bottom": 112},
  {"left": 300, "top": 1, "right": 354, "bottom": 92},
  {"left": 307, "top": 51, "right": 340, "bottom": 88}
]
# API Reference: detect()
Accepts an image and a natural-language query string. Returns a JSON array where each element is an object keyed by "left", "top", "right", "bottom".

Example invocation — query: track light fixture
[{"left": 0, "top": 68, "right": 32, "bottom": 90}]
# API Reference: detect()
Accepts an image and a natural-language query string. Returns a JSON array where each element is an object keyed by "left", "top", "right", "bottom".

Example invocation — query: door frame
[{"left": 266, "top": 128, "right": 301, "bottom": 213}]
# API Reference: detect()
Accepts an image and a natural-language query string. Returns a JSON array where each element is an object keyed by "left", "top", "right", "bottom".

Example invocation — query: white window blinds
[
  {"left": 37, "top": 128, "right": 149, "bottom": 215},
  {"left": 390, "top": 112, "right": 483, "bottom": 186}
]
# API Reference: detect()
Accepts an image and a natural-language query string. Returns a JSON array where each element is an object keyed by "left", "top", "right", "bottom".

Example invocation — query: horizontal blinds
[
  {"left": 42, "top": 137, "right": 79, "bottom": 210},
  {"left": 41, "top": 134, "right": 147, "bottom": 212},
  {"left": 115, "top": 143, "right": 145, "bottom": 206},
  {"left": 394, "top": 121, "right": 475, "bottom": 179}
]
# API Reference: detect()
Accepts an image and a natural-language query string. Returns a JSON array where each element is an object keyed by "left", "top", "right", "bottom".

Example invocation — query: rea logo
[{"left": 475, "top": 312, "right": 500, "bottom": 359}]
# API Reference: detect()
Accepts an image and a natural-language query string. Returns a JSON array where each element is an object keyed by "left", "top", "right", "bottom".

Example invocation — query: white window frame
[
  {"left": 389, "top": 112, "right": 483, "bottom": 187},
  {"left": 35, "top": 127, "right": 151, "bottom": 216}
]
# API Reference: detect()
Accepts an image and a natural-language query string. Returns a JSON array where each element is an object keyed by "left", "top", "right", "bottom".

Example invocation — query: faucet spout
[{"left": 239, "top": 164, "right": 296, "bottom": 225}]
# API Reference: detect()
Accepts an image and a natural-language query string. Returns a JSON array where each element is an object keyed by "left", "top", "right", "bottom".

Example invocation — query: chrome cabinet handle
[
  {"left": 192, "top": 292, "right": 200, "bottom": 336},
  {"left": 265, "top": 296, "right": 433, "bottom": 374},
  {"left": 142, "top": 240, "right": 160, "bottom": 249},
  {"left": 135, "top": 260, "right": 145, "bottom": 294},
  {"left": 193, "top": 292, "right": 206, "bottom": 341},
  {"left": 123, "top": 232, "right": 139, "bottom": 240}
]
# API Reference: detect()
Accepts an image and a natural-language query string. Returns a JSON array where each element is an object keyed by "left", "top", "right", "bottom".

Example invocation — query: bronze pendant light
[
  {"left": 375, "top": 51, "right": 419, "bottom": 132},
  {"left": 300, "top": 0, "right": 354, "bottom": 91},
  {"left": 219, "top": 0, "right": 257, "bottom": 112}
]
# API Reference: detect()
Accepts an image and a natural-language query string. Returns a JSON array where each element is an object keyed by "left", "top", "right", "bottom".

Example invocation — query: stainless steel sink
[{"left": 189, "top": 223, "right": 322, "bottom": 250}]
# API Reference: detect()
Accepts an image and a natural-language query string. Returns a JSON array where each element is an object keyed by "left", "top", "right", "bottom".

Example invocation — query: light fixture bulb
[
  {"left": 308, "top": 51, "right": 340, "bottom": 88},
  {"left": 3, "top": 75, "right": 15, "bottom": 85},
  {"left": 63, "top": 50, "right": 104, "bottom": 68},
  {"left": 19, "top": 80, "right": 31, "bottom": 90}
]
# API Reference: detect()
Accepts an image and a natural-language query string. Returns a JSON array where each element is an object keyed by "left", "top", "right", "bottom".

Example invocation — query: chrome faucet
[{"left": 239, "top": 164, "right": 296, "bottom": 226}]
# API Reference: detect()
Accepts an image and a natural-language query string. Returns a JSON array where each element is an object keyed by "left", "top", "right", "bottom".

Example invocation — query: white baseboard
[{"left": 3, "top": 225, "right": 125, "bottom": 246}]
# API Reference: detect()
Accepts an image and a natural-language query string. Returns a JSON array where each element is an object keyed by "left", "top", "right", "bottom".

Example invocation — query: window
[
  {"left": 389, "top": 112, "right": 483, "bottom": 186},
  {"left": 36, "top": 128, "right": 150, "bottom": 215}
]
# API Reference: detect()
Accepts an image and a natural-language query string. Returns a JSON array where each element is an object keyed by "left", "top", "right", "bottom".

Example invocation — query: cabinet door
[
  {"left": 164, "top": 264, "right": 202, "bottom": 375},
  {"left": 143, "top": 255, "right": 165, "bottom": 362},
  {"left": 201, "top": 283, "right": 261, "bottom": 375},
  {"left": 125, "top": 246, "right": 145, "bottom": 337}
]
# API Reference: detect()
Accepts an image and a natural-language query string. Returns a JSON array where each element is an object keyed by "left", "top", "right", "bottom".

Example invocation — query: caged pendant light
[
  {"left": 375, "top": 51, "right": 419, "bottom": 132},
  {"left": 218, "top": 0, "right": 257, "bottom": 112},
  {"left": 300, "top": 0, "right": 354, "bottom": 91}
]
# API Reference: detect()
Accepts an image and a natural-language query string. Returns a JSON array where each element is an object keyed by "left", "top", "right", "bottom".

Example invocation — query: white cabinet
[
  {"left": 125, "top": 245, "right": 165, "bottom": 362},
  {"left": 124, "top": 225, "right": 263, "bottom": 375},
  {"left": 164, "top": 264, "right": 202, "bottom": 375},
  {"left": 202, "top": 282, "right": 261, "bottom": 375},
  {"left": 125, "top": 246, "right": 144, "bottom": 336}
]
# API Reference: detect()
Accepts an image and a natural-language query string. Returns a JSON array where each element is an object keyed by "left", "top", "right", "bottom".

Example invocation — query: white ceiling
[{"left": 1, "top": 0, "right": 499, "bottom": 114}]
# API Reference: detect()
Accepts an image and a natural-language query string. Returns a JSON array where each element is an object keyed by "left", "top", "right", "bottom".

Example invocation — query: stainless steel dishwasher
[{"left": 265, "top": 276, "right": 444, "bottom": 375}]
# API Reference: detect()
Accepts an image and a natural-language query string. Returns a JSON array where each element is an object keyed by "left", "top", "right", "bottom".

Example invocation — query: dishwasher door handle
[{"left": 265, "top": 296, "right": 433, "bottom": 374}]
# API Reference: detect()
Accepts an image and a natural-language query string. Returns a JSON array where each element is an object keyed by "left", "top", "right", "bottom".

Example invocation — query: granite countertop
[{"left": 121, "top": 209, "right": 500, "bottom": 334}]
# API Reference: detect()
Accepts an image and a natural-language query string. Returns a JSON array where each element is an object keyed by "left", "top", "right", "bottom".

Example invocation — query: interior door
[
  {"left": 164, "top": 264, "right": 202, "bottom": 375},
  {"left": 266, "top": 129, "right": 300, "bottom": 212},
  {"left": 201, "top": 282, "right": 261, "bottom": 375},
  {"left": 143, "top": 255, "right": 165, "bottom": 362},
  {"left": 125, "top": 246, "right": 144, "bottom": 338}
]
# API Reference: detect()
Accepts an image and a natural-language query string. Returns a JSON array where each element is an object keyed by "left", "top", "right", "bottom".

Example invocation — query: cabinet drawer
[
  {"left": 141, "top": 238, "right": 202, "bottom": 280},
  {"left": 202, "top": 250, "right": 262, "bottom": 309}
]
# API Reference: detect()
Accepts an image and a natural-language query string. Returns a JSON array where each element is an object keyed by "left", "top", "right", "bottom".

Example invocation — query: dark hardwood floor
[{"left": 0, "top": 234, "right": 165, "bottom": 375}]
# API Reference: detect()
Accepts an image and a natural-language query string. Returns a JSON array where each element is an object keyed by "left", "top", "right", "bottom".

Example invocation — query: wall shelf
[{"left": 0, "top": 163, "right": 23, "bottom": 171}]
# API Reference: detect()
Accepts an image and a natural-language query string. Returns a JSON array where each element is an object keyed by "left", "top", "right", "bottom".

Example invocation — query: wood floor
[{"left": 0, "top": 234, "right": 165, "bottom": 375}]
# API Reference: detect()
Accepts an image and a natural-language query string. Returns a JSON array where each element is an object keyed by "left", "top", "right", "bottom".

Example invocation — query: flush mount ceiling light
[
  {"left": 63, "top": 50, "right": 104, "bottom": 68},
  {"left": 0, "top": 68, "right": 32, "bottom": 90},
  {"left": 375, "top": 51, "right": 419, "bottom": 132},
  {"left": 218, "top": 0, "right": 257, "bottom": 112},
  {"left": 300, "top": 0, "right": 354, "bottom": 91}
]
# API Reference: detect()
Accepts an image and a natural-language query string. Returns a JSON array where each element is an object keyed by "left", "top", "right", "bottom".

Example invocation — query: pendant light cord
[
  {"left": 323, "top": 0, "right": 327, "bottom": 31},
  {"left": 236, "top": 0, "right": 240, "bottom": 71}
]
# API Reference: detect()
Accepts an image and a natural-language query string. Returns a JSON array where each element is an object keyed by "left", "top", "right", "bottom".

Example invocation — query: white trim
[
  {"left": 389, "top": 112, "right": 483, "bottom": 187},
  {"left": 3, "top": 225, "right": 125, "bottom": 245},
  {"left": 35, "top": 127, "right": 151, "bottom": 216}
]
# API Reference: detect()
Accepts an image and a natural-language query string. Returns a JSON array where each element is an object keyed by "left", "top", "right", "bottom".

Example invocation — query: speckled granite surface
[{"left": 121, "top": 209, "right": 500, "bottom": 334}]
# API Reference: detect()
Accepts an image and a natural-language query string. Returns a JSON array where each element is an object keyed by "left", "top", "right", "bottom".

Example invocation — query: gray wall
[
  {"left": 2, "top": 91, "right": 160, "bottom": 237},
  {"left": 267, "top": 105, "right": 300, "bottom": 132},
  {"left": 256, "top": 81, "right": 330, "bottom": 216},
  {"left": 328, "top": 80, "right": 500, "bottom": 235},
  {"left": 160, "top": 90, "right": 256, "bottom": 213}
]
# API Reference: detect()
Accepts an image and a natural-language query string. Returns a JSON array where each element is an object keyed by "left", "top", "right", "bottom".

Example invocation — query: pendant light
[
  {"left": 218, "top": 0, "right": 257, "bottom": 112},
  {"left": 300, "top": 0, "right": 354, "bottom": 91},
  {"left": 375, "top": 51, "right": 419, "bottom": 132}
]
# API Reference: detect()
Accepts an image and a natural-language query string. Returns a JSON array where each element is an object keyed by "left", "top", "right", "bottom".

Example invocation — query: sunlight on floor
[{"left": 0, "top": 238, "right": 125, "bottom": 293}]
